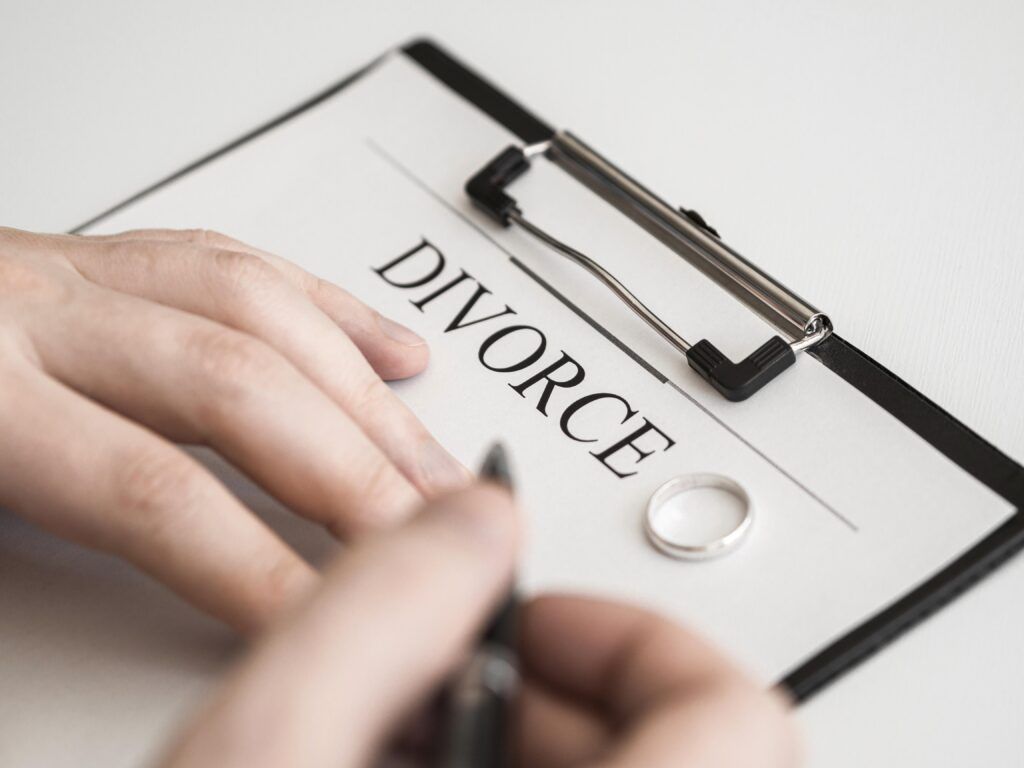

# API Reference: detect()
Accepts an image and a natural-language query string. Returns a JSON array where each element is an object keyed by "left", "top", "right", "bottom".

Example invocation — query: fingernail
[
  {"left": 418, "top": 440, "right": 473, "bottom": 493},
  {"left": 377, "top": 314, "right": 425, "bottom": 347}
]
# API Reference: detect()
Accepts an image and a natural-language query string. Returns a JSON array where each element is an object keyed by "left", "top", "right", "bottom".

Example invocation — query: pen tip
[{"left": 479, "top": 442, "right": 514, "bottom": 491}]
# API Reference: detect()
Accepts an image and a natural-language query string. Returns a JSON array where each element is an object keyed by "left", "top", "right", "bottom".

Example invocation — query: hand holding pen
[{"left": 159, "top": 444, "right": 797, "bottom": 768}]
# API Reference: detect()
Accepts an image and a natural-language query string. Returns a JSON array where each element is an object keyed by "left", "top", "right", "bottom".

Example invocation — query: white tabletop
[{"left": 2, "top": 2, "right": 1022, "bottom": 765}]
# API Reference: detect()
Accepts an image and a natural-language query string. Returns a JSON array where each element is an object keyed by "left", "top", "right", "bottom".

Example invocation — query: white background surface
[{"left": 2, "top": 1, "right": 1022, "bottom": 765}]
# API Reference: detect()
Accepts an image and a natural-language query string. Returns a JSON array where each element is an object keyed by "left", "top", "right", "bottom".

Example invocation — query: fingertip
[
  {"left": 370, "top": 314, "right": 430, "bottom": 380},
  {"left": 306, "top": 276, "right": 431, "bottom": 380},
  {"left": 364, "top": 342, "right": 430, "bottom": 381},
  {"left": 762, "top": 685, "right": 803, "bottom": 766},
  {"left": 701, "top": 678, "right": 802, "bottom": 768},
  {"left": 376, "top": 314, "right": 425, "bottom": 348},
  {"left": 423, "top": 483, "right": 522, "bottom": 560}
]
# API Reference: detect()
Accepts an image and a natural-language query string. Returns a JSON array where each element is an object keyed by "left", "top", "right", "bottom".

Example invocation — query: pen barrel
[
  {"left": 548, "top": 131, "right": 828, "bottom": 342},
  {"left": 439, "top": 646, "right": 519, "bottom": 768}
]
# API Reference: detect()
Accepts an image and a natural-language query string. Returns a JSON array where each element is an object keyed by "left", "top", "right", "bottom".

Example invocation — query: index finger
[
  {"left": 521, "top": 595, "right": 798, "bottom": 768},
  {"left": 71, "top": 227, "right": 428, "bottom": 380}
]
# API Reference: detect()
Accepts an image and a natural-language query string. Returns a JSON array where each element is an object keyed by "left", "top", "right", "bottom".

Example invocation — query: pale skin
[{"left": 0, "top": 226, "right": 799, "bottom": 766}]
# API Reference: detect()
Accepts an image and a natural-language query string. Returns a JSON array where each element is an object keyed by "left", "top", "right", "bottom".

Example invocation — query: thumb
[{"left": 160, "top": 483, "right": 520, "bottom": 768}]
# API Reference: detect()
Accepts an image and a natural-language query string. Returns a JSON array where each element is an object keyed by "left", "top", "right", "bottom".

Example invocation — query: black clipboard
[{"left": 75, "top": 38, "right": 1024, "bottom": 702}]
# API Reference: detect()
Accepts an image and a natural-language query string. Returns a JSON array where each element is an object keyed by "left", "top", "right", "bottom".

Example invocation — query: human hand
[
  {"left": 0, "top": 226, "right": 470, "bottom": 632},
  {"left": 160, "top": 484, "right": 798, "bottom": 768}
]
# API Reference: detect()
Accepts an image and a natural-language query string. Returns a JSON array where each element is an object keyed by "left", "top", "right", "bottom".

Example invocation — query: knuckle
[
  {"left": 245, "top": 555, "right": 311, "bottom": 625},
  {"left": 0, "top": 226, "right": 47, "bottom": 250},
  {"left": 330, "top": 458, "right": 401, "bottom": 536},
  {"left": 274, "top": 262, "right": 319, "bottom": 296},
  {"left": 178, "top": 228, "right": 243, "bottom": 252},
  {"left": 360, "top": 458, "right": 399, "bottom": 504},
  {"left": 212, "top": 248, "right": 280, "bottom": 290},
  {"left": 309, "top": 273, "right": 342, "bottom": 300},
  {"left": 308, "top": 273, "right": 365, "bottom": 318},
  {"left": 186, "top": 326, "right": 284, "bottom": 393},
  {"left": 113, "top": 447, "right": 204, "bottom": 543},
  {"left": 0, "top": 254, "right": 67, "bottom": 302},
  {"left": 350, "top": 372, "right": 392, "bottom": 412},
  {"left": 209, "top": 249, "right": 293, "bottom": 317},
  {"left": 190, "top": 228, "right": 237, "bottom": 250}
]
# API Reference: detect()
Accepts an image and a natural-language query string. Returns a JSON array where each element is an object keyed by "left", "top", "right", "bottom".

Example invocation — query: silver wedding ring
[{"left": 644, "top": 474, "right": 753, "bottom": 560}]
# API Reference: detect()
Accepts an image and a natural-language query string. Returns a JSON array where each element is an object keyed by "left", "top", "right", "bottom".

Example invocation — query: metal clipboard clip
[{"left": 465, "top": 132, "right": 832, "bottom": 401}]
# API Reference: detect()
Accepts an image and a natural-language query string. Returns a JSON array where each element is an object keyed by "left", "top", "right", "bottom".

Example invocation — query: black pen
[{"left": 437, "top": 442, "right": 519, "bottom": 768}]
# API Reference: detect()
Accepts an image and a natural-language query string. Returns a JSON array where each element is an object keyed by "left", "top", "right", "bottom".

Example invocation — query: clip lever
[
  {"left": 466, "top": 146, "right": 531, "bottom": 225},
  {"left": 466, "top": 142, "right": 828, "bottom": 402},
  {"left": 686, "top": 337, "right": 795, "bottom": 401}
]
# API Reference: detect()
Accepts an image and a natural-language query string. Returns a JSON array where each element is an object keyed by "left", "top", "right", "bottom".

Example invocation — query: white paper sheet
[{"left": 77, "top": 52, "right": 1013, "bottom": 678}]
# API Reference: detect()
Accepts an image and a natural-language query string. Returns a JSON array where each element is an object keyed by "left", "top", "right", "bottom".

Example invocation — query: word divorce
[{"left": 373, "top": 239, "right": 675, "bottom": 479}]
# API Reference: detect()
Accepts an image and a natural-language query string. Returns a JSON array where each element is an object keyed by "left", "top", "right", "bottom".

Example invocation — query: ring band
[{"left": 644, "top": 474, "right": 753, "bottom": 561}]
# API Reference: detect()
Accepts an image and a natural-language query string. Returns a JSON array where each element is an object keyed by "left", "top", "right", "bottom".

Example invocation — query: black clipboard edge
[
  {"left": 401, "top": 39, "right": 1024, "bottom": 701},
  {"left": 782, "top": 336, "right": 1024, "bottom": 699},
  {"left": 403, "top": 39, "right": 554, "bottom": 145},
  {"left": 812, "top": 335, "right": 1024, "bottom": 504},
  {"left": 70, "top": 55, "right": 386, "bottom": 234},
  {"left": 781, "top": 500, "right": 1024, "bottom": 699}
]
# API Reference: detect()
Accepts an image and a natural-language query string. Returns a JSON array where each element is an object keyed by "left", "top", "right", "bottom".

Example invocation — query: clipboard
[{"left": 74, "top": 38, "right": 1024, "bottom": 703}]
